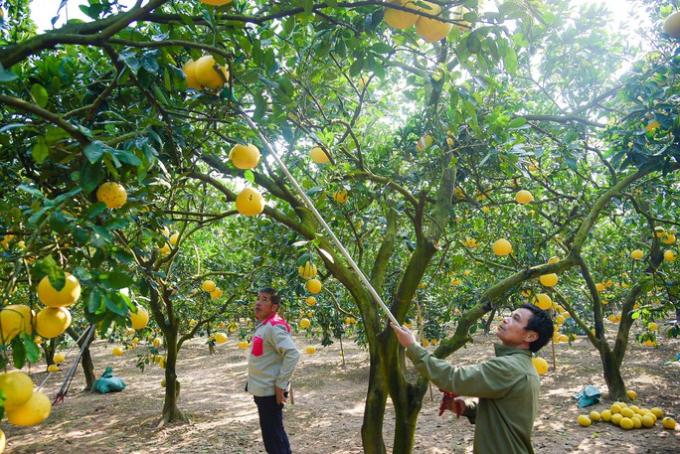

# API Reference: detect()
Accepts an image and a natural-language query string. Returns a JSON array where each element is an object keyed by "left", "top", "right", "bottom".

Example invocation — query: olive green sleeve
[{"left": 406, "top": 343, "right": 515, "bottom": 399}]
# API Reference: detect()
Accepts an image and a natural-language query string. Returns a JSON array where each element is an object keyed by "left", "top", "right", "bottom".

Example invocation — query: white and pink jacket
[{"left": 247, "top": 313, "right": 300, "bottom": 397}]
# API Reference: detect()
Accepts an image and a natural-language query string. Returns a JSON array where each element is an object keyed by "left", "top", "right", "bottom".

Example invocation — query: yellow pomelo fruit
[
  {"left": 306, "top": 296, "right": 317, "bottom": 307},
  {"left": 158, "top": 243, "right": 171, "bottom": 256},
  {"left": 651, "top": 407, "right": 664, "bottom": 418},
  {"left": 34, "top": 336, "right": 43, "bottom": 345},
  {"left": 589, "top": 410, "right": 601, "bottom": 422},
  {"left": 47, "top": 364, "right": 60, "bottom": 373},
  {"left": 152, "top": 337, "right": 162, "bottom": 348},
  {"left": 333, "top": 190, "right": 349, "bottom": 204},
  {"left": 201, "top": 280, "right": 217, "bottom": 292},
  {"left": 0, "top": 304, "right": 33, "bottom": 343},
  {"left": 621, "top": 407, "right": 634, "bottom": 418},
  {"left": 533, "top": 293, "right": 552, "bottom": 311},
  {"left": 415, "top": 134, "right": 433, "bottom": 151},
  {"left": 235, "top": 187, "right": 265, "bottom": 216},
  {"left": 464, "top": 238, "right": 478, "bottom": 248},
  {"left": 210, "top": 288, "right": 223, "bottom": 300},
  {"left": 630, "top": 249, "right": 644, "bottom": 260},
  {"left": 35, "top": 307, "right": 71, "bottom": 339},
  {"left": 229, "top": 144, "right": 261, "bottom": 170},
  {"left": 662, "top": 233, "right": 676, "bottom": 244},
  {"left": 663, "top": 250, "right": 676, "bottom": 262},
  {"left": 299, "top": 318, "right": 311, "bottom": 329},
  {"left": 96, "top": 182, "right": 127, "bottom": 209},
  {"left": 600, "top": 409, "right": 612, "bottom": 422},
  {"left": 201, "top": 0, "right": 233, "bottom": 6},
  {"left": 182, "top": 59, "right": 200, "bottom": 89},
  {"left": 6, "top": 390, "right": 51, "bottom": 427},
  {"left": 238, "top": 340, "right": 249, "bottom": 349},
  {"left": 310, "top": 146, "right": 330, "bottom": 164},
  {"left": 620, "top": 417, "right": 634, "bottom": 430},
  {"left": 214, "top": 332, "right": 228, "bottom": 344},
  {"left": 305, "top": 345, "right": 317, "bottom": 355},
  {"left": 531, "top": 357, "right": 548, "bottom": 375},
  {"left": 384, "top": 0, "right": 420, "bottom": 30},
  {"left": 169, "top": 232, "right": 179, "bottom": 246},
  {"left": 539, "top": 273, "right": 558, "bottom": 287},
  {"left": 37, "top": 273, "right": 81, "bottom": 307},
  {"left": 515, "top": 190, "right": 534, "bottom": 204},
  {"left": 0, "top": 371, "right": 33, "bottom": 409},
  {"left": 661, "top": 417, "right": 676, "bottom": 429},
  {"left": 626, "top": 389, "right": 637, "bottom": 401},
  {"left": 306, "top": 278, "right": 322, "bottom": 294},
  {"left": 632, "top": 415, "right": 642, "bottom": 429},
  {"left": 492, "top": 239, "right": 512, "bottom": 256},
  {"left": 112, "top": 346, "right": 124, "bottom": 356},
  {"left": 547, "top": 256, "right": 560, "bottom": 264},
  {"left": 663, "top": 11, "right": 680, "bottom": 38},
  {"left": 193, "top": 55, "right": 228, "bottom": 90},
  {"left": 611, "top": 413, "right": 623, "bottom": 426},
  {"left": 298, "top": 261, "right": 318, "bottom": 280},
  {"left": 577, "top": 414, "right": 591, "bottom": 427},
  {"left": 641, "top": 413, "right": 655, "bottom": 427},
  {"left": 415, "top": 1, "right": 452, "bottom": 42},
  {"left": 53, "top": 352, "right": 65, "bottom": 364},
  {"left": 129, "top": 305, "right": 149, "bottom": 330}
]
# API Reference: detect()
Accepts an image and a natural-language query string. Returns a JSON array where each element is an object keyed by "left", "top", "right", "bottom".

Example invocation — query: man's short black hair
[
  {"left": 258, "top": 287, "right": 281, "bottom": 306},
  {"left": 520, "top": 304, "right": 554, "bottom": 353}
]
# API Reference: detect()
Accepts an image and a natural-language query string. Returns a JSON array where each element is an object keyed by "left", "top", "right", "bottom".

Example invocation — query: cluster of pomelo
[{"left": 578, "top": 398, "right": 676, "bottom": 431}]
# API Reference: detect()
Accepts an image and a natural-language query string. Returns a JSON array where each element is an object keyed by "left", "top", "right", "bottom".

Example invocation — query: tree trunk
[
  {"left": 599, "top": 347, "right": 626, "bottom": 401},
  {"left": 43, "top": 339, "right": 56, "bottom": 365},
  {"left": 67, "top": 327, "right": 96, "bottom": 391},
  {"left": 160, "top": 326, "right": 188, "bottom": 425},
  {"left": 361, "top": 347, "right": 388, "bottom": 454},
  {"left": 483, "top": 308, "right": 496, "bottom": 334}
]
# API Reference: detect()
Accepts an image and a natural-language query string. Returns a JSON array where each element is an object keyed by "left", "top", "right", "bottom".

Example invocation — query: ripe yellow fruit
[
  {"left": 333, "top": 190, "right": 349, "bottom": 204},
  {"left": 310, "top": 146, "right": 330, "bottom": 164},
  {"left": 34, "top": 336, "right": 43, "bottom": 345},
  {"left": 193, "top": 55, "right": 229, "bottom": 90},
  {"left": 611, "top": 403, "right": 623, "bottom": 414},
  {"left": 661, "top": 416, "right": 676, "bottom": 429},
  {"left": 539, "top": 273, "right": 558, "bottom": 287},
  {"left": 577, "top": 414, "right": 591, "bottom": 427},
  {"left": 642, "top": 413, "right": 655, "bottom": 427},
  {"left": 298, "top": 261, "right": 318, "bottom": 280},
  {"left": 201, "top": 280, "right": 217, "bottom": 292},
  {"left": 464, "top": 238, "right": 478, "bottom": 248},
  {"left": 229, "top": 144, "right": 261, "bottom": 170},
  {"left": 182, "top": 59, "right": 200, "bottom": 89},
  {"left": 626, "top": 389, "right": 637, "bottom": 401},
  {"left": 632, "top": 415, "right": 642, "bottom": 429},
  {"left": 201, "top": 0, "right": 233, "bottom": 6},
  {"left": 533, "top": 293, "right": 552, "bottom": 311},
  {"left": 600, "top": 410, "right": 612, "bottom": 422},
  {"left": 384, "top": 0, "right": 420, "bottom": 29},
  {"left": 305, "top": 346, "right": 317, "bottom": 355},
  {"left": 0, "top": 371, "right": 33, "bottom": 409},
  {"left": 515, "top": 190, "right": 534, "bottom": 204},
  {"left": 645, "top": 120, "right": 661, "bottom": 133},
  {"left": 305, "top": 296, "right": 317, "bottom": 307},
  {"left": 663, "top": 249, "right": 676, "bottom": 262},
  {"left": 53, "top": 352, "right": 65, "bottom": 364},
  {"left": 47, "top": 364, "right": 60, "bottom": 373},
  {"left": 415, "top": 2, "right": 453, "bottom": 42},
  {"left": 214, "top": 332, "right": 228, "bottom": 344},
  {"left": 37, "top": 273, "right": 81, "bottom": 308},
  {"left": 238, "top": 340, "right": 249, "bottom": 349},
  {"left": 112, "top": 346, "right": 124, "bottom": 356},
  {"left": 621, "top": 407, "right": 634, "bottom": 418},
  {"left": 35, "top": 307, "right": 71, "bottom": 339},
  {"left": 235, "top": 187, "right": 265, "bottom": 216},
  {"left": 129, "top": 305, "right": 149, "bottom": 330},
  {"left": 158, "top": 243, "right": 171, "bottom": 256},
  {"left": 595, "top": 282, "right": 605, "bottom": 293},
  {"left": 6, "top": 390, "right": 51, "bottom": 427},
  {"left": 620, "top": 417, "right": 634, "bottom": 430},
  {"left": 450, "top": 278, "right": 461, "bottom": 286},
  {"left": 306, "top": 278, "right": 322, "bottom": 294},
  {"left": 651, "top": 407, "right": 664, "bottom": 418},
  {"left": 152, "top": 337, "right": 162, "bottom": 348},
  {"left": 0, "top": 304, "right": 34, "bottom": 343},
  {"left": 611, "top": 413, "right": 623, "bottom": 426},
  {"left": 492, "top": 239, "right": 512, "bottom": 256},
  {"left": 96, "top": 182, "right": 127, "bottom": 209},
  {"left": 210, "top": 288, "right": 223, "bottom": 300},
  {"left": 663, "top": 11, "right": 680, "bottom": 38},
  {"left": 630, "top": 249, "right": 644, "bottom": 260},
  {"left": 531, "top": 357, "right": 548, "bottom": 375},
  {"left": 662, "top": 233, "right": 676, "bottom": 245},
  {"left": 168, "top": 232, "right": 179, "bottom": 246},
  {"left": 415, "top": 134, "right": 433, "bottom": 151},
  {"left": 299, "top": 318, "right": 311, "bottom": 329}
]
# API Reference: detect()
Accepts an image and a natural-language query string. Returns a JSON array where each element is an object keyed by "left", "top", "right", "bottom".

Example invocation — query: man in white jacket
[{"left": 247, "top": 287, "right": 300, "bottom": 454}]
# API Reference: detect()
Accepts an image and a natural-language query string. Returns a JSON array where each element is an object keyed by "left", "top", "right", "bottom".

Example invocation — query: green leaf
[
  {"left": 20, "top": 333, "right": 41, "bottom": 363},
  {"left": 0, "top": 64, "right": 17, "bottom": 82},
  {"left": 106, "top": 271, "right": 133, "bottom": 289},
  {"left": 243, "top": 170, "right": 255, "bottom": 183},
  {"left": 30, "top": 84, "right": 49, "bottom": 107},
  {"left": 508, "top": 117, "right": 527, "bottom": 129},
  {"left": 33, "top": 256, "right": 65, "bottom": 290},
  {"left": 32, "top": 137, "right": 49, "bottom": 163},
  {"left": 104, "top": 292, "right": 129, "bottom": 316},
  {"left": 83, "top": 141, "right": 106, "bottom": 163},
  {"left": 11, "top": 336, "right": 26, "bottom": 369},
  {"left": 88, "top": 289, "right": 103, "bottom": 314}
]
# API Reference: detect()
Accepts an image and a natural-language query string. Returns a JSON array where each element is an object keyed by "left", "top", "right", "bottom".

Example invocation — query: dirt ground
[{"left": 4, "top": 326, "right": 680, "bottom": 453}]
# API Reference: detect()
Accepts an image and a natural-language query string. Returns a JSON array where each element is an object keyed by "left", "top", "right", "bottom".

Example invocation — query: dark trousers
[{"left": 254, "top": 395, "right": 291, "bottom": 454}]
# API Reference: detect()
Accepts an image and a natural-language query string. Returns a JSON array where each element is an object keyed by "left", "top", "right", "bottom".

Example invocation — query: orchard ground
[{"left": 6, "top": 325, "right": 679, "bottom": 453}]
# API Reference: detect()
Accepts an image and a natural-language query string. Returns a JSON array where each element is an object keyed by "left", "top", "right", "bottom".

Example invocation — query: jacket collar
[{"left": 494, "top": 343, "right": 532, "bottom": 358}]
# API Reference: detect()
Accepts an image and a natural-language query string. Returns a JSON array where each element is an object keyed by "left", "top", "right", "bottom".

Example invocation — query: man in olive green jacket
[{"left": 391, "top": 304, "right": 554, "bottom": 454}]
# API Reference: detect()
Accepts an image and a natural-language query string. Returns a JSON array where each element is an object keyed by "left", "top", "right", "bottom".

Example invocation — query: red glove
[{"left": 439, "top": 390, "right": 464, "bottom": 417}]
